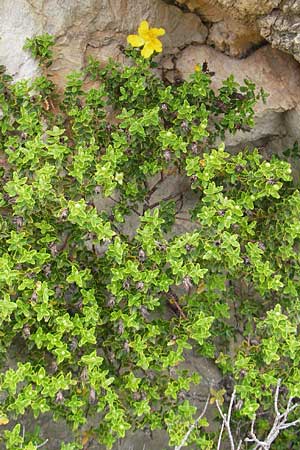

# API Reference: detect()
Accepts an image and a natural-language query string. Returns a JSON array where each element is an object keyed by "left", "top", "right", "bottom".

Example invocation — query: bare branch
[
  {"left": 174, "top": 381, "right": 300, "bottom": 450},
  {"left": 274, "top": 378, "right": 281, "bottom": 417},
  {"left": 216, "top": 390, "right": 236, "bottom": 450},
  {"left": 174, "top": 394, "right": 210, "bottom": 450},
  {"left": 36, "top": 439, "right": 49, "bottom": 449},
  {"left": 280, "top": 417, "right": 300, "bottom": 430},
  {"left": 244, "top": 381, "right": 300, "bottom": 450},
  {"left": 217, "top": 418, "right": 225, "bottom": 450}
]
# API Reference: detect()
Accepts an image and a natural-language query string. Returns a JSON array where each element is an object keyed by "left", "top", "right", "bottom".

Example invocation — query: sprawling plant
[{"left": 0, "top": 23, "right": 300, "bottom": 450}]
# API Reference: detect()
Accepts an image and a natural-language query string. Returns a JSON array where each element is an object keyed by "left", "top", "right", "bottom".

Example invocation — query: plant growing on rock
[{"left": 0, "top": 24, "right": 300, "bottom": 450}]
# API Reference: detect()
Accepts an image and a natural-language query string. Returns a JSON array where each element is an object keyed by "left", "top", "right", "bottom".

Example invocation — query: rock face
[
  {"left": 0, "top": 0, "right": 41, "bottom": 79},
  {"left": 0, "top": 0, "right": 207, "bottom": 84},
  {"left": 176, "top": 0, "right": 300, "bottom": 62}
]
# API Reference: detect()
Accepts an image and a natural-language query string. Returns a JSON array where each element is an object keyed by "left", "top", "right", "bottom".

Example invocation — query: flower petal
[
  {"left": 141, "top": 43, "right": 154, "bottom": 58},
  {"left": 138, "top": 20, "right": 149, "bottom": 38},
  {"left": 151, "top": 27, "right": 165, "bottom": 37},
  {"left": 150, "top": 38, "right": 162, "bottom": 53},
  {"left": 127, "top": 34, "right": 145, "bottom": 48}
]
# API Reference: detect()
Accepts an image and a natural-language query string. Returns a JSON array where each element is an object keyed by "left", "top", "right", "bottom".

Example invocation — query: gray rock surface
[
  {"left": 0, "top": 0, "right": 207, "bottom": 86},
  {"left": 175, "top": 0, "right": 300, "bottom": 62},
  {"left": 0, "top": 0, "right": 41, "bottom": 79}
]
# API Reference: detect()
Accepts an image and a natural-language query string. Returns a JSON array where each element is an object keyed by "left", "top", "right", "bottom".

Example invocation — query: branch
[
  {"left": 216, "top": 389, "right": 236, "bottom": 450},
  {"left": 245, "top": 379, "right": 300, "bottom": 450},
  {"left": 147, "top": 191, "right": 182, "bottom": 210},
  {"left": 174, "top": 394, "right": 210, "bottom": 450},
  {"left": 36, "top": 439, "right": 49, "bottom": 449}
]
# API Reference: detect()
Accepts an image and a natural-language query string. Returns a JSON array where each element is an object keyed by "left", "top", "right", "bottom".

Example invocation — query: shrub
[{"left": 0, "top": 25, "right": 300, "bottom": 449}]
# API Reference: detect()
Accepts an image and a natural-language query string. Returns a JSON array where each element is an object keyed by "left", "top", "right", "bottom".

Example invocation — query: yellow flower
[
  {"left": 0, "top": 416, "right": 9, "bottom": 425},
  {"left": 127, "top": 20, "right": 165, "bottom": 58},
  {"left": 194, "top": 64, "right": 201, "bottom": 72}
]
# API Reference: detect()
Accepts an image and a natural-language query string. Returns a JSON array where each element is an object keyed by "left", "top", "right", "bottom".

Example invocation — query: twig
[
  {"left": 174, "top": 394, "right": 210, "bottom": 450},
  {"left": 36, "top": 439, "right": 49, "bottom": 449},
  {"left": 274, "top": 378, "right": 280, "bottom": 416},
  {"left": 108, "top": 195, "right": 140, "bottom": 216},
  {"left": 20, "top": 425, "right": 48, "bottom": 450},
  {"left": 166, "top": 291, "right": 187, "bottom": 319},
  {"left": 217, "top": 418, "right": 225, "bottom": 450},
  {"left": 147, "top": 171, "right": 164, "bottom": 198},
  {"left": 216, "top": 389, "right": 236, "bottom": 450},
  {"left": 175, "top": 216, "right": 192, "bottom": 222},
  {"left": 245, "top": 379, "right": 300, "bottom": 450},
  {"left": 148, "top": 191, "right": 182, "bottom": 210}
]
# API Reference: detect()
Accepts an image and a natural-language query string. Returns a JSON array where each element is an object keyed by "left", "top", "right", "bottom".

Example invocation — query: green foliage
[
  {"left": 23, "top": 34, "right": 55, "bottom": 66},
  {"left": 0, "top": 35, "right": 300, "bottom": 450}
]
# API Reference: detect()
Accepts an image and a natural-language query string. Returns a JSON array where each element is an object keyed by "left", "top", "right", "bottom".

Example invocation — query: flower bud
[
  {"left": 107, "top": 295, "right": 115, "bottom": 308},
  {"left": 49, "top": 242, "right": 58, "bottom": 257},
  {"left": 136, "top": 281, "right": 144, "bottom": 291},
  {"left": 43, "top": 264, "right": 51, "bottom": 277},
  {"left": 118, "top": 320, "right": 124, "bottom": 335},
  {"left": 242, "top": 256, "right": 251, "bottom": 266},
  {"left": 183, "top": 276, "right": 193, "bottom": 292},
  {"left": 181, "top": 120, "right": 189, "bottom": 132},
  {"left": 191, "top": 142, "right": 198, "bottom": 154},
  {"left": 55, "top": 391, "right": 64, "bottom": 403},
  {"left": 235, "top": 164, "right": 244, "bottom": 173},
  {"left": 59, "top": 208, "right": 69, "bottom": 220},
  {"left": 123, "top": 279, "right": 130, "bottom": 290},
  {"left": 22, "top": 324, "right": 31, "bottom": 338},
  {"left": 164, "top": 149, "right": 171, "bottom": 162},
  {"left": 70, "top": 337, "right": 78, "bottom": 351},
  {"left": 156, "top": 241, "right": 167, "bottom": 252},
  {"left": 138, "top": 249, "right": 146, "bottom": 262},
  {"left": 31, "top": 291, "right": 38, "bottom": 302}
]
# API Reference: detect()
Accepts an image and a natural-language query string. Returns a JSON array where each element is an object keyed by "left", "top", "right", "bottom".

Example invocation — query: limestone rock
[
  {"left": 174, "top": 0, "right": 300, "bottom": 63},
  {"left": 0, "top": 0, "right": 41, "bottom": 79},
  {"left": 176, "top": 44, "right": 300, "bottom": 147},
  {"left": 0, "top": 0, "right": 207, "bottom": 84},
  {"left": 258, "top": 1, "right": 300, "bottom": 63},
  {"left": 207, "top": 20, "right": 263, "bottom": 58}
]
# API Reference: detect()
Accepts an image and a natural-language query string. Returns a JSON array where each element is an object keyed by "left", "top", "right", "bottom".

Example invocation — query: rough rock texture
[
  {"left": 0, "top": 0, "right": 207, "bottom": 84},
  {"left": 207, "top": 19, "right": 263, "bottom": 58},
  {"left": 175, "top": 0, "right": 300, "bottom": 62},
  {"left": 176, "top": 44, "right": 300, "bottom": 150},
  {"left": 0, "top": 0, "right": 41, "bottom": 79},
  {"left": 258, "top": 1, "right": 300, "bottom": 63}
]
